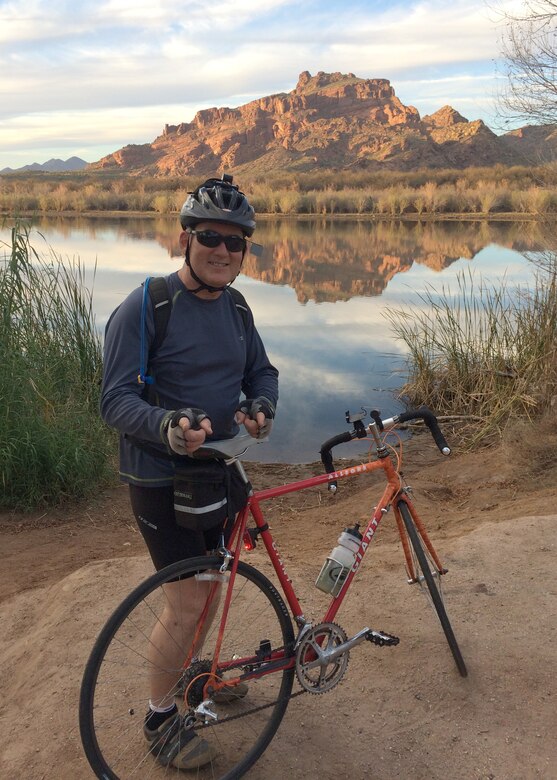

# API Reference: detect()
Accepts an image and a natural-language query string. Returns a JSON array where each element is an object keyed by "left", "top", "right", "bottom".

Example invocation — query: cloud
[
  {"left": 0, "top": 105, "right": 187, "bottom": 159},
  {"left": 0, "top": 0, "right": 518, "bottom": 168},
  {"left": 0, "top": 0, "right": 298, "bottom": 44}
]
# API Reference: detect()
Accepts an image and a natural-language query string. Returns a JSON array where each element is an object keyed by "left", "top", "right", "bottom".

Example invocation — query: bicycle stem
[{"left": 367, "top": 418, "right": 388, "bottom": 456}]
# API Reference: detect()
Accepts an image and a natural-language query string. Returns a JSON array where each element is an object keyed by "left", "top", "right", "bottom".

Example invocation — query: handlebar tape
[
  {"left": 320, "top": 431, "right": 353, "bottom": 473},
  {"left": 396, "top": 406, "right": 451, "bottom": 455},
  {"left": 320, "top": 431, "right": 353, "bottom": 491}
]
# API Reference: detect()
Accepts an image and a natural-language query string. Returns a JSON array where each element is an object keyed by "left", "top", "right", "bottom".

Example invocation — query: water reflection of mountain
[
  {"left": 243, "top": 220, "right": 552, "bottom": 302},
  {"left": 32, "top": 216, "right": 551, "bottom": 303}
]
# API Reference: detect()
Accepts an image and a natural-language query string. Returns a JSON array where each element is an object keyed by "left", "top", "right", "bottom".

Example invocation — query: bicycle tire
[
  {"left": 79, "top": 556, "right": 296, "bottom": 779},
  {"left": 398, "top": 501, "right": 468, "bottom": 677}
]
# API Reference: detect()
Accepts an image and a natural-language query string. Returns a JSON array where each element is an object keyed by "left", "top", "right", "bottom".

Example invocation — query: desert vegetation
[
  {"left": 0, "top": 223, "right": 115, "bottom": 509},
  {"left": 1, "top": 165, "right": 557, "bottom": 217},
  {"left": 386, "top": 259, "right": 557, "bottom": 446}
]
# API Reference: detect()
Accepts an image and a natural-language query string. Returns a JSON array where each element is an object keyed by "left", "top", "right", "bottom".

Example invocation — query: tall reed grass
[
  {"left": 0, "top": 223, "right": 116, "bottom": 509},
  {"left": 386, "top": 262, "right": 557, "bottom": 445}
]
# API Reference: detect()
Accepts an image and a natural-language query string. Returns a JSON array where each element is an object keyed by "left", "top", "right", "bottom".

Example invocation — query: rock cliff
[{"left": 90, "top": 71, "right": 557, "bottom": 175}]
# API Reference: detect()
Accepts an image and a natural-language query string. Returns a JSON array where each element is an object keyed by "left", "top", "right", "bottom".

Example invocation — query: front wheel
[
  {"left": 79, "top": 556, "right": 296, "bottom": 779},
  {"left": 398, "top": 501, "right": 468, "bottom": 677}
]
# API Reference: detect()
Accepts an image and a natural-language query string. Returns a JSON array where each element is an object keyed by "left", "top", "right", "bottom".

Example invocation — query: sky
[{"left": 0, "top": 0, "right": 523, "bottom": 171}]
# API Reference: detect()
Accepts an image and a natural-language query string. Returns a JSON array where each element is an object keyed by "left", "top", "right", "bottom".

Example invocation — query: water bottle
[{"left": 315, "top": 524, "right": 363, "bottom": 596}]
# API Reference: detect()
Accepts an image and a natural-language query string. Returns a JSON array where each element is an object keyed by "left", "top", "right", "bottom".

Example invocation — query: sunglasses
[{"left": 188, "top": 229, "right": 246, "bottom": 253}]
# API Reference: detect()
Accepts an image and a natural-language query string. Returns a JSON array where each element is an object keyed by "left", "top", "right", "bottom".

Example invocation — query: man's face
[{"left": 180, "top": 220, "right": 245, "bottom": 291}]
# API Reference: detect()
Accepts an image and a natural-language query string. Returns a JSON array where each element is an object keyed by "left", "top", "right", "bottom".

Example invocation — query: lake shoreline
[
  {"left": 1, "top": 209, "right": 553, "bottom": 222},
  {"left": 1, "top": 213, "right": 548, "bottom": 466}
]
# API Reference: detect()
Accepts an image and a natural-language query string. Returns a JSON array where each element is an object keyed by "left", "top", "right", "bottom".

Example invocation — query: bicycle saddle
[{"left": 192, "top": 433, "right": 269, "bottom": 460}]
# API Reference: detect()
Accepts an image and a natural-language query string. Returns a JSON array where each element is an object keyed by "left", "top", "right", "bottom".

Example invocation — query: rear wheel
[
  {"left": 79, "top": 556, "right": 296, "bottom": 779},
  {"left": 398, "top": 502, "right": 467, "bottom": 677}
]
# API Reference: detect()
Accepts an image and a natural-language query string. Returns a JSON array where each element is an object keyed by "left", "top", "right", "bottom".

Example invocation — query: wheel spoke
[{"left": 80, "top": 557, "right": 295, "bottom": 779}]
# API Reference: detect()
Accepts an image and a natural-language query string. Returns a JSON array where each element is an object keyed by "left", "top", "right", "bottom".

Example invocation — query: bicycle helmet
[{"left": 179, "top": 174, "right": 256, "bottom": 237}]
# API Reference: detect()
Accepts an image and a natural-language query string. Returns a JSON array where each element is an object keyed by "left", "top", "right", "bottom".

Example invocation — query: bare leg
[{"left": 148, "top": 576, "right": 220, "bottom": 708}]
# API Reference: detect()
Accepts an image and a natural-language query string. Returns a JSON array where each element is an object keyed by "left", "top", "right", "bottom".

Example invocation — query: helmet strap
[{"left": 183, "top": 236, "right": 245, "bottom": 294}]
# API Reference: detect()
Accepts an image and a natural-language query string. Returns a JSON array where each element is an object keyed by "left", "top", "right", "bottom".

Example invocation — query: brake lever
[{"left": 353, "top": 419, "right": 368, "bottom": 438}]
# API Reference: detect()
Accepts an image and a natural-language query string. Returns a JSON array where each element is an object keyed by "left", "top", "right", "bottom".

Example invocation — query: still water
[{"left": 1, "top": 216, "right": 546, "bottom": 463}]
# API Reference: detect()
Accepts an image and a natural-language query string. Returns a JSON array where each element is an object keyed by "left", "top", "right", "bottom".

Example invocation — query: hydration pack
[
  {"left": 104, "top": 276, "right": 251, "bottom": 403},
  {"left": 136, "top": 276, "right": 251, "bottom": 402}
]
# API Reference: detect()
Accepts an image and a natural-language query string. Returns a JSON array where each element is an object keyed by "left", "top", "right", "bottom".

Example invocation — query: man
[{"left": 100, "top": 175, "right": 277, "bottom": 770}]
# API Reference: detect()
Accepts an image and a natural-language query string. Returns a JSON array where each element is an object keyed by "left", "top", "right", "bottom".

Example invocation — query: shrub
[
  {"left": 0, "top": 223, "right": 116, "bottom": 509},
  {"left": 278, "top": 190, "right": 304, "bottom": 214},
  {"left": 386, "top": 264, "right": 557, "bottom": 446}
]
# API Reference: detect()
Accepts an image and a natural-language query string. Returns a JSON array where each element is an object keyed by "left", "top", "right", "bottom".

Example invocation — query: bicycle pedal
[{"left": 365, "top": 629, "right": 400, "bottom": 647}]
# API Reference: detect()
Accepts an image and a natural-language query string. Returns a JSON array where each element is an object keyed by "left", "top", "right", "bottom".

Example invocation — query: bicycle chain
[
  {"left": 193, "top": 687, "right": 307, "bottom": 730},
  {"left": 189, "top": 627, "right": 399, "bottom": 730},
  {"left": 189, "top": 645, "right": 305, "bottom": 730},
  {"left": 211, "top": 645, "right": 294, "bottom": 677},
  {"left": 189, "top": 618, "right": 374, "bottom": 731}
]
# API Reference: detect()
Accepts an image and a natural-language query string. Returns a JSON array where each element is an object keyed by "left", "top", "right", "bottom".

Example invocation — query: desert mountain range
[
  {"left": 91, "top": 70, "right": 557, "bottom": 176},
  {"left": 0, "top": 156, "right": 87, "bottom": 174}
]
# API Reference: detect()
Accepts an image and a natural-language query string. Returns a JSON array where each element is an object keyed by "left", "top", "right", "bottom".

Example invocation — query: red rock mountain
[{"left": 90, "top": 71, "right": 557, "bottom": 175}]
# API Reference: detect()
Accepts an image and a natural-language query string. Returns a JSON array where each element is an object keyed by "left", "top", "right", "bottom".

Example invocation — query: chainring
[{"left": 295, "top": 621, "right": 349, "bottom": 694}]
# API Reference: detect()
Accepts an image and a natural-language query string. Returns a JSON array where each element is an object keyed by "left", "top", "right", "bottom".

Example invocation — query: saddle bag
[{"left": 173, "top": 459, "right": 248, "bottom": 532}]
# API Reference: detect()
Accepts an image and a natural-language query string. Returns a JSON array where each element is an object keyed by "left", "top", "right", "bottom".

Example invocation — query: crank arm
[{"left": 302, "top": 628, "right": 372, "bottom": 670}]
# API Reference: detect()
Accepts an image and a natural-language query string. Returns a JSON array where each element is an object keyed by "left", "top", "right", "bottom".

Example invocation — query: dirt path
[{"left": 1, "top": 439, "right": 556, "bottom": 779}]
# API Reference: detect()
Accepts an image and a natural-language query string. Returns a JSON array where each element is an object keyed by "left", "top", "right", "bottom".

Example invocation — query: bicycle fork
[{"left": 393, "top": 496, "right": 447, "bottom": 584}]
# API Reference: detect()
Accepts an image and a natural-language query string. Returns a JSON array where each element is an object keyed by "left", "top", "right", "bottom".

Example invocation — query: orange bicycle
[{"left": 80, "top": 406, "right": 467, "bottom": 779}]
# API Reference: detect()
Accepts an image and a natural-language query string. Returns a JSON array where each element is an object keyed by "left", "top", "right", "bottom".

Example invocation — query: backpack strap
[
  {"left": 137, "top": 276, "right": 173, "bottom": 388},
  {"left": 148, "top": 280, "right": 249, "bottom": 357},
  {"left": 227, "top": 286, "right": 250, "bottom": 330},
  {"left": 148, "top": 277, "right": 173, "bottom": 352},
  {"left": 139, "top": 279, "right": 250, "bottom": 394},
  {"left": 127, "top": 278, "right": 253, "bottom": 451}
]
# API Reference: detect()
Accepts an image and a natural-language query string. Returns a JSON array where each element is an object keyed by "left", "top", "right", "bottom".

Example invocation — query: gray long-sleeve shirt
[{"left": 101, "top": 272, "right": 278, "bottom": 486}]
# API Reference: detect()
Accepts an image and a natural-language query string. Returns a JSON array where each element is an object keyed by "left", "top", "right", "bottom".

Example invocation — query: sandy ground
[{"left": 1, "top": 433, "right": 556, "bottom": 780}]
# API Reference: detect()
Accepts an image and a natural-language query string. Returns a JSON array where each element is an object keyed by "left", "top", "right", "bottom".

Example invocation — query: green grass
[
  {"left": 386, "top": 263, "right": 557, "bottom": 446},
  {"left": 0, "top": 222, "right": 116, "bottom": 510}
]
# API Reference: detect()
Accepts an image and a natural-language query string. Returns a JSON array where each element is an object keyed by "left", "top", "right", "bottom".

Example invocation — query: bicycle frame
[
  {"left": 201, "top": 448, "right": 450, "bottom": 693},
  {"left": 79, "top": 409, "right": 466, "bottom": 780}
]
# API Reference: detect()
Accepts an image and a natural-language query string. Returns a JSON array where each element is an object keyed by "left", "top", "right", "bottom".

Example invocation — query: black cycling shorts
[{"left": 129, "top": 484, "right": 229, "bottom": 571}]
